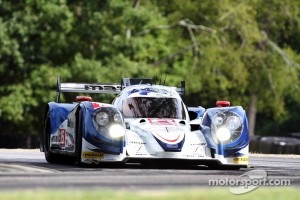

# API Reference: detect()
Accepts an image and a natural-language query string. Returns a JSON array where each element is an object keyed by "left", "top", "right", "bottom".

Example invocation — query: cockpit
[{"left": 122, "top": 97, "right": 186, "bottom": 119}]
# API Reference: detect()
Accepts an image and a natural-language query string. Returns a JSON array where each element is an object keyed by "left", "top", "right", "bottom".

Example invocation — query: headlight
[
  {"left": 216, "top": 127, "right": 231, "bottom": 142},
  {"left": 211, "top": 111, "right": 243, "bottom": 144},
  {"left": 226, "top": 116, "right": 241, "bottom": 130},
  {"left": 109, "top": 124, "right": 125, "bottom": 138},
  {"left": 114, "top": 113, "right": 122, "bottom": 123},
  {"left": 95, "top": 112, "right": 109, "bottom": 126},
  {"left": 212, "top": 113, "right": 225, "bottom": 126}
]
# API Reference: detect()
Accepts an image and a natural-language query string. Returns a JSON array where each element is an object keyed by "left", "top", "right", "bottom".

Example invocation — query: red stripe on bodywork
[
  {"left": 148, "top": 118, "right": 176, "bottom": 126},
  {"left": 157, "top": 133, "right": 181, "bottom": 143},
  {"left": 92, "top": 102, "right": 100, "bottom": 109}
]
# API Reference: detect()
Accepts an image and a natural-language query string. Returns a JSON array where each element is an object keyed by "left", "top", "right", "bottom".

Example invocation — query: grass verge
[{"left": 0, "top": 187, "right": 299, "bottom": 200}]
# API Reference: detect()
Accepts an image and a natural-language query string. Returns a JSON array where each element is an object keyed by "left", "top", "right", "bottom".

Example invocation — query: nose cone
[
  {"left": 145, "top": 119, "right": 186, "bottom": 151},
  {"left": 150, "top": 126, "right": 185, "bottom": 144},
  {"left": 129, "top": 118, "right": 187, "bottom": 151}
]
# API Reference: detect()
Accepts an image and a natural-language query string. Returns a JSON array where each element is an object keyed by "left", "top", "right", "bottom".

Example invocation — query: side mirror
[
  {"left": 188, "top": 111, "right": 198, "bottom": 121},
  {"left": 125, "top": 122, "right": 130, "bottom": 129}
]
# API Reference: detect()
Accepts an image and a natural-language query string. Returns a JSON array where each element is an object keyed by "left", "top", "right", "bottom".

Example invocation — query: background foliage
[{"left": 0, "top": 0, "right": 299, "bottom": 138}]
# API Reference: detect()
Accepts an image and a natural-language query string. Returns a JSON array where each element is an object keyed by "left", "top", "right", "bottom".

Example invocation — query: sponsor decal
[
  {"left": 182, "top": 154, "right": 205, "bottom": 158},
  {"left": 51, "top": 135, "right": 58, "bottom": 143},
  {"left": 92, "top": 102, "right": 109, "bottom": 109},
  {"left": 128, "top": 141, "right": 146, "bottom": 145},
  {"left": 129, "top": 88, "right": 175, "bottom": 96},
  {"left": 67, "top": 119, "right": 74, "bottom": 128},
  {"left": 58, "top": 129, "right": 66, "bottom": 145},
  {"left": 65, "top": 132, "right": 75, "bottom": 148},
  {"left": 233, "top": 155, "right": 249, "bottom": 164},
  {"left": 148, "top": 118, "right": 176, "bottom": 126},
  {"left": 193, "top": 147, "right": 204, "bottom": 154},
  {"left": 135, "top": 146, "right": 148, "bottom": 156},
  {"left": 190, "top": 143, "right": 207, "bottom": 146},
  {"left": 82, "top": 151, "right": 105, "bottom": 159},
  {"left": 92, "top": 102, "right": 101, "bottom": 109}
]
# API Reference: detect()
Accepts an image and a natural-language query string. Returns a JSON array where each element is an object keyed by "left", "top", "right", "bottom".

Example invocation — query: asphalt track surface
[{"left": 0, "top": 149, "right": 299, "bottom": 190}]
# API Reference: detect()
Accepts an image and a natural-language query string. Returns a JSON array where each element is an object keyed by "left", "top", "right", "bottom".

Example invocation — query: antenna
[
  {"left": 159, "top": 74, "right": 162, "bottom": 85},
  {"left": 56, "top": 76, "right": 61, "bottom": 103},
  {"left": 181, "top": 80, "right": 186, "bottom": 101},
  {"left": 153, "top": 73, "right": 157, "bottom": 85},
  {"left": 163, "top": 74, "right": 167, "bottom": 85}
]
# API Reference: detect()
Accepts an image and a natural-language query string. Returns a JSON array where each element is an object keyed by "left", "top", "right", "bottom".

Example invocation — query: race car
[{"left": 40, "top": 77, "right": 250, "bottom": 169}]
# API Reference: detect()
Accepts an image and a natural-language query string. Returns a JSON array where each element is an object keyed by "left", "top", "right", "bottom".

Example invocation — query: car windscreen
[{"left": 122, "top": 97, "right": 186, "bottom": 119}]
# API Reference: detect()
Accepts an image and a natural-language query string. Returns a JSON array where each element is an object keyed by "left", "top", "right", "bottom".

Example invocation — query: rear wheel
[
  {"left": 75, "top": 109, "right": 83, "bottom": 166},
  {"left": 44, "top": 111, "right": 64, "bottom": 163}
]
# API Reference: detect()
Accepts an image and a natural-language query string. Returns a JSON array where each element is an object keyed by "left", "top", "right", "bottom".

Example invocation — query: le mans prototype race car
[{"left": 40, "top": 77, "right": 250, "bottom": 169}]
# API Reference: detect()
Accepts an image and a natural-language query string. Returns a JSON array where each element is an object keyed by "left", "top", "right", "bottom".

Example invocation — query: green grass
[{"left": 0, "top": 187, "right": 298, "bottom": 200}]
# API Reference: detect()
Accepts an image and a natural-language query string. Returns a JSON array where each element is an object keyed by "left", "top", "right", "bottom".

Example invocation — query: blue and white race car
[{"left": 40, "top": 77, "right": 250, "bottom": 169}]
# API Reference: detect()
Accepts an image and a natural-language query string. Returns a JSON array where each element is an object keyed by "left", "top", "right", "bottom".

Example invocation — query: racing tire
[
  {"left": 44, "top": 111, "right": 65, "bottom": 163},
  {"left": 75, "top": 109, "right": 84, "bottom": 166}
]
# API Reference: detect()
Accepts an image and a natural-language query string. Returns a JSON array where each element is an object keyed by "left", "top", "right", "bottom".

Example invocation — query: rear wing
[
  {"left": 56, "top": 77, "right": 121, "bottom": 102},
  {"left": 55, "top": 77, "right": 185, "bottom": 102}
]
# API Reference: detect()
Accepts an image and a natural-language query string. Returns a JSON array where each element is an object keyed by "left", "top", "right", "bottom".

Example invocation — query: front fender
[
  {"left": 201, "top": 106, "right": 250, "bottom": 157},
  {"left": 79, "top": 101, "right": 125, "bottom": 154},
  {"left": 48, "top": 102, "right": 77, "bottom": 135}
]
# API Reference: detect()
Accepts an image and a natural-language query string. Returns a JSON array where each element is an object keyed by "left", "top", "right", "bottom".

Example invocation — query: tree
[
  {"left": 0, "top": 0, "right": 173, "bottom": 136},
  {"left": 0, "top": 0, "right": 299, "bottom": 141},
  {"left": 145, "top": 0, "right": 300, "bottom": 136},
  {"left": 0, "top": 0, "right": 73, "bottom": 135}
]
